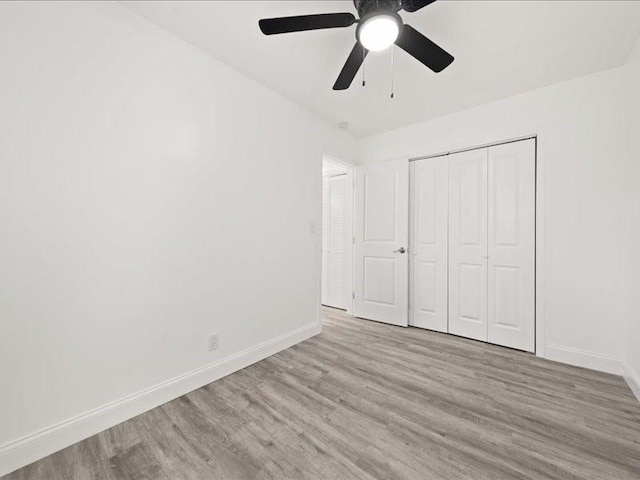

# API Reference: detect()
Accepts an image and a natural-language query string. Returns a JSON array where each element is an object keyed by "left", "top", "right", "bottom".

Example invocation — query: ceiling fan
[{"left": 258, "top": 0, "right": 454, "bottom": 91}]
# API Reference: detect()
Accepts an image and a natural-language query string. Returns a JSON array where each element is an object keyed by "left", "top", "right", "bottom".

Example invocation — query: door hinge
[{"left": 352, "top": 292, "right": 355, "bottom": 299}]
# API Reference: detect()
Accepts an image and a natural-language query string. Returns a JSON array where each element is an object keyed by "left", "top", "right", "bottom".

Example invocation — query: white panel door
[
  {"left": 322, "top": 174, "right": 347, "bottom": 309},
  {"left": 448, "top": 148, "right": 488, "bottom": 341},
  {"left": 410, "top": 158, "right": 448, "bottom": 332},
  {"left": 354, "top": 159, "right": 409, "bottom": 326},
  {"left": 487, "top": 139, "right": 535, "bottom": 352}
]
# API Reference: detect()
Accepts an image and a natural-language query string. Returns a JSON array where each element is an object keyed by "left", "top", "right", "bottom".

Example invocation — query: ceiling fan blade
[
  {"left": 259, "top": 13, "right": 356, "bottom": 35},
  {"left": 333, "top": 43, "right": 369, "bottom": 90},
  {"left": 402, "top": 0, "right": 438, "bottom": 13},
  {"left": 395, "top": 24, "right": 454, "bottom": 72}
]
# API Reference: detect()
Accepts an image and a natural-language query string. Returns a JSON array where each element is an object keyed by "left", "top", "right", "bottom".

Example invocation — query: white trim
[
  {"left": 624, "top": 362, "right": 640, "bottom": 403},
  {"left": 544, "top": 346, "right": 640, "bottom": 404},
  {"left": 0, "top": 323, "right": 321, "bottom": 478},
  {"left": 533, "top": 128, "right": 548, "bottom": 358},
  {"left": 344, "top": 165, "right": 354, "bottom": 315},
  {"left": 544, "top": 344, "right": 625, "bottom": 375},
  {"left": 408, "top": 160, "right": 415, "bottom": 327}
]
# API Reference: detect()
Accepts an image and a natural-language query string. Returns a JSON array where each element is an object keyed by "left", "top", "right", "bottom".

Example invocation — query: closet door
[
  {"left": 328, "top": 175, "right": 346, "bottom": 309},
  {"left": 448, "top": 148, "right": 488, "bottom": 341},
  {"left": 487, "top": 139, "right": 535, "bottom": 352},
  {"left": 410, "top": 158, "right": 448, "bottom": 332},
  {"left": 322, "top": 175, "right": 347, "bottom": 309}
]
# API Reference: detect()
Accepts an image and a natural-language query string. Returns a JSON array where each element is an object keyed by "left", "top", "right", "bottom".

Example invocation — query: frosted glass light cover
[{"left": 358, "top": 15, "right": 400, "bottom": 52}]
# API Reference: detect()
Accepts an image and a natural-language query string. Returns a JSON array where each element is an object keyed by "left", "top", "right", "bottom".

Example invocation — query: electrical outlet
[{"left": 208, "top": 333, "right": 219, "bottom": 351}]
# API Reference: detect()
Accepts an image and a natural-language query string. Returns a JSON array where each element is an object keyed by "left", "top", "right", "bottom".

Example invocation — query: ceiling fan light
[{"left": 358, "top": 14, "right": 400, "bottom": 52}]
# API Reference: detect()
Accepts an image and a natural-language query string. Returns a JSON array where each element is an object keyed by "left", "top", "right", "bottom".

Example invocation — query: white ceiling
[{"left": 123, "top": 1, "right": 640, "bottom": 138}]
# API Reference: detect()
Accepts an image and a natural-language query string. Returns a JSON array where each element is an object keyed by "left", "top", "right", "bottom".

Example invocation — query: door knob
[{"left": 393, "top": 247, "right": 406, "bottom": 254}]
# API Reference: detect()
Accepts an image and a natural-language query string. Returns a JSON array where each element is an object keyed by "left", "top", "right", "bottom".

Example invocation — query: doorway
[{"left": 321, "top": 157, "right": 353, "bottom": 312}]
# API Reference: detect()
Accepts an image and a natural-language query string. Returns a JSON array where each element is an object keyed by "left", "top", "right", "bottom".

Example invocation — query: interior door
[
  {"left": 410, "top": 158, "right": 448, "bottom": 332},
  {"left": 326, "top": 174, "right": 347, "bottom": 309},
  {"left": 487, "top": 139, "right": 535, "bottom": 352},
  {"left": 448, "top": 148, "right": 488, "bottom": 341},
  {"left": 354, "top": 159, "right": 409, "bottom": 326}
]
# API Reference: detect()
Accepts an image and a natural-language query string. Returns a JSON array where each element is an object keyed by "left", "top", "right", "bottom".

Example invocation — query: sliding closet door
[
  {"left": 410, "top": 158, "right": 448, "bottom": 332},
  {"left": 448, "top": 149, "right": 488, "bottom": 341},
  {"left": 487, "top": 140, "right": 535, "bottom": 352}
]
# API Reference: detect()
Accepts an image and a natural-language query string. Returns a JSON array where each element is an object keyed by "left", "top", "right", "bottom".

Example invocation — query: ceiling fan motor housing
[{"left": 353, "top": 0, "right": 402, "bottom": 18}]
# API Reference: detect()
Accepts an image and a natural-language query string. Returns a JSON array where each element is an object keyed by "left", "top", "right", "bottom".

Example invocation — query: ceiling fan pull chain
[
  {"left": 390, "top": 44, "right": 395, "bottom": 99},
  {"left": 362, "top": 44, "right": 366, "bottom": 87}
]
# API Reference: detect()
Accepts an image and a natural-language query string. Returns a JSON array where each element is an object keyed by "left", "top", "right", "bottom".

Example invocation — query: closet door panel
[
  {"left": 448, "top": 149, "right": 488, "bottom": 341},
  {"left": 488, "top": 139, "right": 535, "bottom": 352},
  {"left": 410, "top": 158, "right": 448, "bottom": 332},
  {"left": 322, "top": 175, "right": 347, "bottom": 309},
  {"left": 327, "top": 175, "right": 346, "bottom": 309}
]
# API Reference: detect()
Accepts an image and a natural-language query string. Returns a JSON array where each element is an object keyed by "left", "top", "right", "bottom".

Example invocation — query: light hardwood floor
[{"left": 4, "top": 307, "right": 640, "bottom": 479}]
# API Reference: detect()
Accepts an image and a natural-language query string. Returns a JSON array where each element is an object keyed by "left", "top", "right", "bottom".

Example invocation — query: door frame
[
  {"left": 409, "top": 129, "right": 547, "bottom": 358},
  {"left": 322, "top": 155, "right": 355, "bottom": 315}
]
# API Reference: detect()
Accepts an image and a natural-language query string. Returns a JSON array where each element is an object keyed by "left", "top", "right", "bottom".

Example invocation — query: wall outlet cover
[{"left": 208, "top": 333, "right": 219, "bottom": 351}]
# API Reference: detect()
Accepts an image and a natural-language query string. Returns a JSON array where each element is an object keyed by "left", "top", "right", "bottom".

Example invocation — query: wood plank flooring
[{"left": 4, "top": 307, "right": 640, "bottom": 479}]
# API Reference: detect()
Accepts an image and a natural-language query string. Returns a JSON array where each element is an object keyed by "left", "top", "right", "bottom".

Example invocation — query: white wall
[
  {"left": 623, "top": 34, "right": 640, "bottom": 398},
  {"left": 358, "top": 66, "right": 629, "bottom": 372},
  {"left": 0, "top": 2, "right": 355, "bottom": 474}
]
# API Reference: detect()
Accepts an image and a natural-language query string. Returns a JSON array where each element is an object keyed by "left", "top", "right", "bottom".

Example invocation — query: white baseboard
[
  {"left": 544, "top": 344, "right": 625, "bottom": 376},
  {"left": 623, "top": 362, "right": 640, "bottom": 403},
  {"left": 542, "top": 345, "right": 640, "bottom": 405},
  {"left": 0, "top": 322, "right": 321, "bottom": 478}
]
